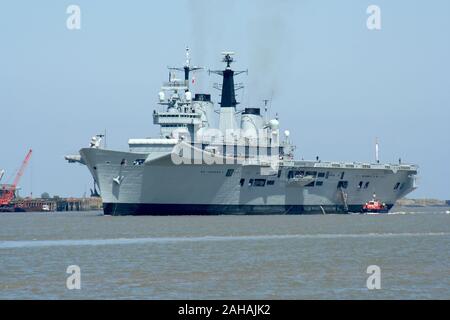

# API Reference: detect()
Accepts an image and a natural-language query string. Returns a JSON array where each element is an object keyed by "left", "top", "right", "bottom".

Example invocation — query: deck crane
[{"left": 0, "top": 149, "right": 33, "bottom": 206}]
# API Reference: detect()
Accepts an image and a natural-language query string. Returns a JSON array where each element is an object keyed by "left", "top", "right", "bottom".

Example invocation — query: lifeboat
[{"left": 362, "top": 199, "right": 388, "bottom": 213}]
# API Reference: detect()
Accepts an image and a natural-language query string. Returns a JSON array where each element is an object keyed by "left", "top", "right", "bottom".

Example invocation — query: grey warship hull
[{"left": 79, "top": 147, "right": 416, "bottom": 216}]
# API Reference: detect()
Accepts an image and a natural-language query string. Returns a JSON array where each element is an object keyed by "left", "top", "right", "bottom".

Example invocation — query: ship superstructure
[{"left": 66, "top": 49, "right": 418, "bottom": 215}]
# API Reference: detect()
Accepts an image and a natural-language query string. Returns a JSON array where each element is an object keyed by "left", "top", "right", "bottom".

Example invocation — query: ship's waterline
[{"left": 102, "top": 203, "right": 393, "bottom": 215}]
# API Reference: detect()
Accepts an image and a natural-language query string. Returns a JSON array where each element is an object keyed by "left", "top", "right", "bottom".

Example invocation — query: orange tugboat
[{"left": 362, "top": 195, "right": 388, "bottom": 214}]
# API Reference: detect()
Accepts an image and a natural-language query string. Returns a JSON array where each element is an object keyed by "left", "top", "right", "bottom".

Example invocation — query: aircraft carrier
[{"left": 66, "top": 49, "right": 418, "bottom": 215}]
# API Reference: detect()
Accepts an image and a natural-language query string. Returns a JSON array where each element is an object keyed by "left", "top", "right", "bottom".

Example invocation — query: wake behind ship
[{"left": 66, "top": 49, "right": 418, "bottom": 215}]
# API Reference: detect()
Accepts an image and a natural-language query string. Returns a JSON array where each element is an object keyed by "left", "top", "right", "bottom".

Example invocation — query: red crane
[{"left": 0, "top": 149, "right": 33, "bottom": 206}]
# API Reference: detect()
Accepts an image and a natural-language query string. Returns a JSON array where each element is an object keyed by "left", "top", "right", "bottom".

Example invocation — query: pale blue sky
[{"left": 0, "top": 0, "right": 449, "bottom": 199}]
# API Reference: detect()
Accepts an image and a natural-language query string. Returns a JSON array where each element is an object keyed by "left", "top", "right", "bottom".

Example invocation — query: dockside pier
[{"left": 11, "top": 197, "right": 103, "bottom": 212}]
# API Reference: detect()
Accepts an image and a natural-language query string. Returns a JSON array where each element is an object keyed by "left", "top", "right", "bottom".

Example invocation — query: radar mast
[
  {"left": 168, "top": 46, "right": 202, "bottom": 90},
  {"left": 209, "top": 52, "right": 247, "bottom": 108}
]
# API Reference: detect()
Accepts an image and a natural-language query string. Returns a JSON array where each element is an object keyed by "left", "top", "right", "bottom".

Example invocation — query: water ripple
[{"left": 1, "top": 232, "right": 449, "bottom": 249}]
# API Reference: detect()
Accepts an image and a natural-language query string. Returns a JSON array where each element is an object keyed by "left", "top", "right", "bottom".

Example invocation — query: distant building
[
  {"left": 12, "top": 197, "right": 103, "bottom": 212},
  {"left": 446, "top": 200, "right": 450, "bottom": 206}
]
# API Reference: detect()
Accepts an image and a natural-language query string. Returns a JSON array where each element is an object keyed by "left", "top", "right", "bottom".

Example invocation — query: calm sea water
[{"left": 1, "top": 207, "right": 449, "bottom": 299}]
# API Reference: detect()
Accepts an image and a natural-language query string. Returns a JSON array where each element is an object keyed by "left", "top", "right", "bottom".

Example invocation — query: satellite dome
[{"left": 269, "top": 119, "right": 279, "bottom": 130}]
